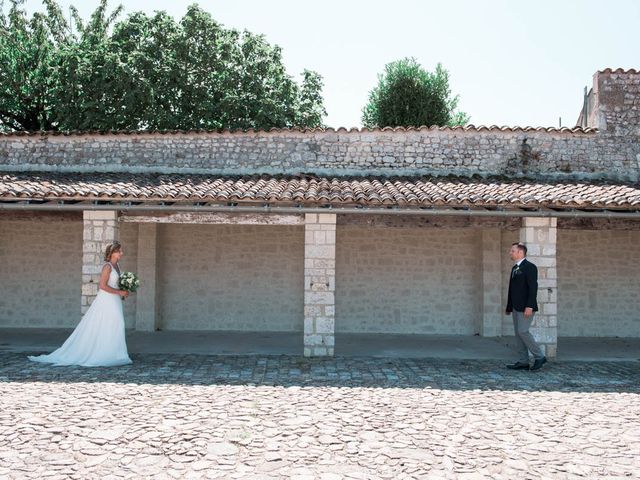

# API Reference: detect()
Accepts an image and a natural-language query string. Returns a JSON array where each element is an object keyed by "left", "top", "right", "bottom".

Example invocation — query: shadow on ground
[{"left": 2, "top": 352, "right": 638, "bottom": 394}]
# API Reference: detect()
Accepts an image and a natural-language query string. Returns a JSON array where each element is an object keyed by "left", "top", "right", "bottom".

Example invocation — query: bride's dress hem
[{"left": 27, "top": 355, "right": 132, "bottom": 368}]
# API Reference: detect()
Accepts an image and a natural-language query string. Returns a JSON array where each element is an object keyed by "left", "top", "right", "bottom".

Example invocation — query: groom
[{"left": 505, "top": 242, "right": 547, "bottom": 371}]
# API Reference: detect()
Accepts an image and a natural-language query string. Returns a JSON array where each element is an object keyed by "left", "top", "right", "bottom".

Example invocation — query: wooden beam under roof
[{"left": 119, "top": 210, "right": 304, "bottom": 225}]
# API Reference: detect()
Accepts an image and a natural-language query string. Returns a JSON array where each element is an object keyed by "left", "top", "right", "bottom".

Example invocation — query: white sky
[{"left": 23, "top": 0, "right": 640, "bottom": 128}]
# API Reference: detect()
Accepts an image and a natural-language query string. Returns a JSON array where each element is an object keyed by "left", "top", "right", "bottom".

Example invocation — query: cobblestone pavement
[{"left": 0, "top": 353, "right": 639, "bottom": 480}]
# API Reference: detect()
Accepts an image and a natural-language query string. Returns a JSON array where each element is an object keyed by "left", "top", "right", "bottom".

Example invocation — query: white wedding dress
[{"left": 29, "top": 264, "right": 133, "bottom": 367}]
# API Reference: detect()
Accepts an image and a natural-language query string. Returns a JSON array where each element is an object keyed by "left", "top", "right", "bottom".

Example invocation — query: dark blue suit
[
  {"left": 506, "top": 258, "right": 538, "bottom": 313},
  {"left": 505, "top": 258, "right": 544, "bottom": 362}
]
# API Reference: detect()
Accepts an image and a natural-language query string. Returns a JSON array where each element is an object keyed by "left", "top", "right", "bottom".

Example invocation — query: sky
[{"left": 22, "top": 0, "right": 640, "bottom": 129}]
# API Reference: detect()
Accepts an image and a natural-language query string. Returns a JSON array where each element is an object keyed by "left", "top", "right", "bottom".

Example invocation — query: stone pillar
[
  {"left": 304, "top": 213, "right": 336, "bottom": 357},
  {"left": 480, "top": 229, "right": 502, "bottom": 336},
  {"left": 82, "top": 210, "right": 119, "bottom": 314},
  {"left": 135, "top": 223, "right": 158, "bottom": 331},
  {"left": 521, "top": 217, "right": 558, "bottom": 358}
]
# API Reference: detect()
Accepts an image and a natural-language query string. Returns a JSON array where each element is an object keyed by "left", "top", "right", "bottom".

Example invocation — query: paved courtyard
[{"left": 0, "top": 353, "right": 638, "bottom": 479}]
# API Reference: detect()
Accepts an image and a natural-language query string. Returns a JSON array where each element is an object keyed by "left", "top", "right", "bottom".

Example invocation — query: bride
[{"left": 29, "top": 241, "right": 133, "bottom": 367}]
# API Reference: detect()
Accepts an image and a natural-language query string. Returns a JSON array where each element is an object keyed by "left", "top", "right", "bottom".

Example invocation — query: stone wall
[
  {"left": 521, "top": 218, "right": 558, "bottom": 357},
  {"left": 0, "top": 128, "right": 634, "bottom": 181},
  {"left": 81, "top": 211, "right": 119, "bottom": 314},
  {"left": 2, "top": 213, "right": 640, "bottom": 338},
  {"left": 501, "top": 230, "right": 520, "bottom": 334},
  {"left": 0, "top": 217, "right": 82, "bottom": 327},
  {"left": 557, "top": 229, "right": 640, "bottom": 337},
  {"left": 156, "top": 224, "right": 304, "bottom": 331},
  {"left": 1, "top": 71, "right": 638, "bottom": 181},
  {"left": 498, "top": 227, "right": 640, "bottom": 338},
  {"left": 0, "top": 214, "right": 138, "bottom": 328},
  {"left": 335, "top": 226, "right": 481, "bottom": 334},
  {"left": 585, "top": 69, "right": 640, "bottom": 137},
  {"left": 119, "top": 223, "right": 139, "bottom": 328},
  {"left": 304, "top": 213, "right": 337, "bottom": 356}
]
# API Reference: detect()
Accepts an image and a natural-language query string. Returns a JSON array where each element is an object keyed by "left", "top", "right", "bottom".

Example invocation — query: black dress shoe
[
  {"left": 506, "top": 361, "right": 530, "bottom": 370},
  {"left": 530, "top": 356, "right": 547, "bottom": 371}
]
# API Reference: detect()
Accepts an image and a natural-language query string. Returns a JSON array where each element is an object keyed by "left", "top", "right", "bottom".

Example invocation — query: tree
[
  {"left": 0, "top": 0, "right": 60, "bottom": 130},
  {"left": 0, "top": 1, "right": 326, "bottom": 132},
  {"left": 362, "top": 58, "right": 469, "bottom": 128},
  {"left": 296, "top": 70, "right": 326, "bottom": 128},
  {"left": 49, "top": 0, "right": 129, "bottom": 130}
]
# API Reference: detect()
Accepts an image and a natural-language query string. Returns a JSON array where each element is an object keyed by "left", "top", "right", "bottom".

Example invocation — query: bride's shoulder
[{"left": 102, "top": 262, "right": 113, "bottom": 272}]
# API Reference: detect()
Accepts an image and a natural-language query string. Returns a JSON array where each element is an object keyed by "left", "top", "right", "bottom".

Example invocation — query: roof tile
[
  {"left": 1, "top": 172, "right": 639, "bottom": 210},
  {"left": 0, "top": 125, "right": 598, "bottom": 137}
]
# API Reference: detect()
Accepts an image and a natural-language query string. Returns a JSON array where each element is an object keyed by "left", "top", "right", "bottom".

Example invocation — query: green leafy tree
[
  {"left": 0, "top": 1, "right": 326, "bottom": 132},
  {"left": 0, "top": 0, "right": 61, "bottom": 130},
  {"left": 296, "top": 69, "right": 326, "bottom": 128},
  {"left": 49, "top": 0, "right": 128, "bottom": 130},
  {"left": 362, "top": 58, "right": 469, "bottom": 128}
]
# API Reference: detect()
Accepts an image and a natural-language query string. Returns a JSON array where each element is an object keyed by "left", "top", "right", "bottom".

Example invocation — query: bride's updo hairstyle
[{"left": 104, "top": 241, "right": 122, "bottom": 262}]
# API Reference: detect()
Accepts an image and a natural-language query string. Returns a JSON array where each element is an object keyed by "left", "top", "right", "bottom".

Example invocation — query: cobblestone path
[{"left": 0, "top": 353, "right": 638, "bottom": 479}]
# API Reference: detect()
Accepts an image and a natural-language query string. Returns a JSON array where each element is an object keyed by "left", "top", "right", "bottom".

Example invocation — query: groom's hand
[{"left": 524, "top": 307, "right": 533, "bottom": 318}]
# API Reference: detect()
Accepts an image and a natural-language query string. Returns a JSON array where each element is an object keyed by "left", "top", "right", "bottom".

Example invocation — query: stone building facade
[{"left": 1, "top": 68, "right": 639, "bottom": 357}]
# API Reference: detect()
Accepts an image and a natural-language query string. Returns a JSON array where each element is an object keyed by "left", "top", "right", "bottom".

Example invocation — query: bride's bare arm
[{"left": 99, "top": 264, "right": 128, "bottom": 297}]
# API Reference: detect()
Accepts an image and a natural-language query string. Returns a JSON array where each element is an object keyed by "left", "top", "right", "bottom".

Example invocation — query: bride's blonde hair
[{"left": 104, "top": 241, "right": 122, "bottom": 262}]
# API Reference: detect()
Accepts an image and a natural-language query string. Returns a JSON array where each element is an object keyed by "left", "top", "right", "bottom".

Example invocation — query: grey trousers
[{"left": 512, "top": 311, "right": 544, "bottom": 362}]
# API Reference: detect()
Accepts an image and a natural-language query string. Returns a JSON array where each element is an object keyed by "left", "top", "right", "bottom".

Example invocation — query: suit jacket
[{"left": 506, "top": 258, "right": 539, "bottom": 313}]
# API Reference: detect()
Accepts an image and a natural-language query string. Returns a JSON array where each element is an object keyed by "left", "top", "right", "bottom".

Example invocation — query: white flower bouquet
[{"left": 119, "top": 271, "right": 140, "bottom": 294}]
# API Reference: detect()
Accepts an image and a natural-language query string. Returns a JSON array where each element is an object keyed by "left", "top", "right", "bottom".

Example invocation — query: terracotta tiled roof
[
  {"left": 0, "top": 125, "right": 598, "bottom": 137},
  {"left": 598, "top": 68, "right": 639, "bottom": 74},
  {"left": 1, "top": 172, "right": 639, "bottom": 210}
]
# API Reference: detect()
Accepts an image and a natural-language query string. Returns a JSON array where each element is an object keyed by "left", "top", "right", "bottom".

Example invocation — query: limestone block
[
  {"left": 81, "top": 283, "right": 97, "bottom": 296},
  {"left": 304, "top": 230, "right": 315, "bottom": 244},
  {"left": 324, "top": 230, "right": 336, "bottom": 244},
  {"left": 545, "top": 344, "right": 557, "bottom": 358},
  {"left": 304, "top": 334, "right": 324, "bottom": 345},
  {"left": 315, "top": 317, "right": 334, "bottom": 334},
  {"left": 305, "top": 245, "right": 335, "bottom": 259},
  {"left": 311, "top": 258, "right": 335, "bottom": 269},
  {"left": 530, "top": 327, "right": 556, "bottom": 344},
  {"left": 84, "top": 211, "right": 118, "bottom": 221},
  {"left": 304, "top": 318, "right": 313, "bottom": 332},
  {"left": 312, "top": 231, "right": 326, "bottom": 244},
  {"left": 318, "top": 214, "right": 337, "bottom": 224},
  {"left": 82, "top": 264, "right": 102, "bottom": 275},
  {"left": 304, "top": 305, "right": 322, "bottom": 316},
  {"left": 532, "top": 257, "right": 556, "bottom": 267},
  {"left": 526, "top": 244, "right": 541, "bottom": 256},
  {"left": 304, "top": 291, "right": 334, "bottom": 305}
]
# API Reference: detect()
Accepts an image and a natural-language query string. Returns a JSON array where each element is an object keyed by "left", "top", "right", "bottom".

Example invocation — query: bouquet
[{"left": 119, "top": 272, "right": 140, "bottom": 299}]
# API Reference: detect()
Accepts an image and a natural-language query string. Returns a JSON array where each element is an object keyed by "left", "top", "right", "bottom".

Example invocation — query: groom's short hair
[{"left": 512, "top": 242, "right": 527, "bottom": 255}]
